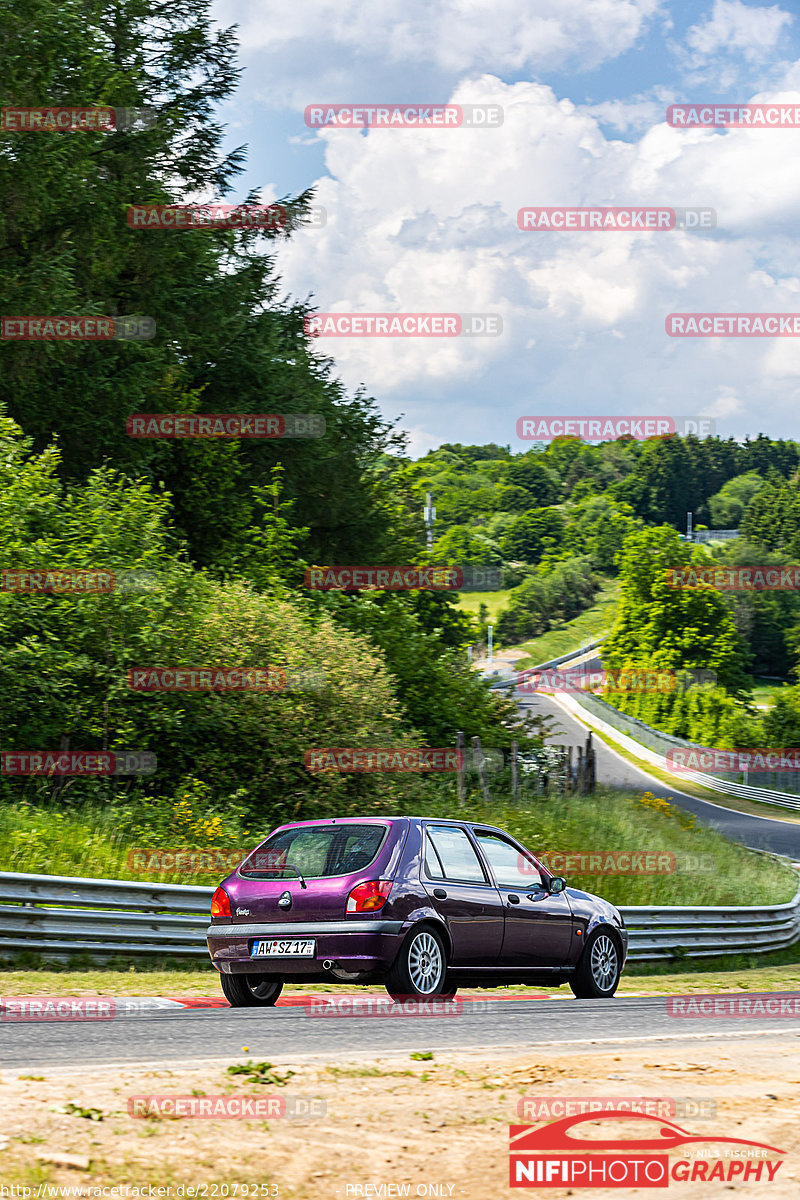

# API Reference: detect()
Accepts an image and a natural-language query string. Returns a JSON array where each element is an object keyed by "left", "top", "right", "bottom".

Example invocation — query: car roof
[{"left": 265, "top": 816, "right": 507, "bottom": 834}]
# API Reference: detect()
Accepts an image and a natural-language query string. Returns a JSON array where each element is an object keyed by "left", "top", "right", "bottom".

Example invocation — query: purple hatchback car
[{"left": 206, "top": 816, "right": 628, "bottom": 1005}]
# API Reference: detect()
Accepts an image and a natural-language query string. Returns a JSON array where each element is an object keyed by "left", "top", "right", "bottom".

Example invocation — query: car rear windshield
[{"left": 239, "top": 823, "right": 389, "bottom": 880}]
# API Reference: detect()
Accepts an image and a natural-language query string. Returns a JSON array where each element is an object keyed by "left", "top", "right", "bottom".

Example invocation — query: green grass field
[{"left": 453, "top": 589, "right": 512, "bottom": 622}]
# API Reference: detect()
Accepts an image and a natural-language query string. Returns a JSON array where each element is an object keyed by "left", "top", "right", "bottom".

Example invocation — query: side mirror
[{"left": 548, "top": 876, "right": 567, "bottom": 894}]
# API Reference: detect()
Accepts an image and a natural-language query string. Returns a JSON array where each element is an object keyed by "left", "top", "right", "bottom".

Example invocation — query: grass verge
[
  {"left": 0, "top": 788, "right": 796, "bottom": 904},
  {"left": 511, "top": 578, "right": 619, "bottom": 665},
  {"left": 3, "top": 940, "right": 800, "bottom": 998}
]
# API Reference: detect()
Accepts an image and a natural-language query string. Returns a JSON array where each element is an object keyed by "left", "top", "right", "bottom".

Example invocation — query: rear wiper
[
  {"left": 284, "top": 862, "right": 307, "bottom": 889},
  {"left": 242, "top": 858, "right": 308, "bottom": 887}
]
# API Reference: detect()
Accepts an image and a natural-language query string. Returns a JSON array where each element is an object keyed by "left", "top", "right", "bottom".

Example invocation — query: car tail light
[
  {"left": 346, "top": 879, "right": 393, "bottom": 913},
  {"left": 210, "top": 886, "right": 231, "bottom": 918}
]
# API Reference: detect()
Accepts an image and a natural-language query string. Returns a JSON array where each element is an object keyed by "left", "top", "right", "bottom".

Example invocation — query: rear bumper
[{"left": 206, "top": 918, "right": 405, "bottom": 976}]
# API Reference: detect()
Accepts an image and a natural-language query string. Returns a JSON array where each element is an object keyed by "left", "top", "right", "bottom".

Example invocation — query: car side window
[
  {"left": 475, "top": 832, "right": 543, "bottom": 888},
  {"left": 424, "top": 825, "right": 487, "bottom": 884},
  {"left": 423, "top": 835, "right": 446, "bottom": 879}
]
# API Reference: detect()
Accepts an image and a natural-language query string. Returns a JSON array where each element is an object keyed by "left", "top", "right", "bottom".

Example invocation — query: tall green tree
[
  {"left": 0, "top": 0, "right": 416, "bottom": 570},
  {"left": 604, "top": 526, "right": 752, "bottom": 692}
]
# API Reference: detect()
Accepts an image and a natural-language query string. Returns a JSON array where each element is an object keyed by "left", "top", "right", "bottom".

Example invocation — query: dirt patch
[{"left": 1, "top": 1034, "right": 799, "bottom": 1197}]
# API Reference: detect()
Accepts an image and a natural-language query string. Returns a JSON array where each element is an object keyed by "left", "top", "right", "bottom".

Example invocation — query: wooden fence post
[
  {"left": 472, "top": 735, "right": 491, "bottom": 803},
  {"left": 511, "top": 740, "right": 519, "bottom": 801},
  {"left": 456, "top": 730, "right": 466, "bottom": 803},
  {"left": 586, "top": 732, "right": 596, "bottom": 792}
]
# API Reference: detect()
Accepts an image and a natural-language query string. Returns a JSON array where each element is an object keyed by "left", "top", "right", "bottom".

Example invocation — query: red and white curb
[{"left": 0, "top": 992, "right": 612, "bottom": 1018}]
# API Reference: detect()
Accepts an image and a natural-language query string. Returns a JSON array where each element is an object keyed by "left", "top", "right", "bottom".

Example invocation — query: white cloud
[
  {"left": 685, "top": 0, "right": 792, "bottom": 64},
  {"left": 271, "top": 73, "right": 800, "bottom": 446},
  {"left": 215, "top": 0, "right": 663, "bottom": 108}
]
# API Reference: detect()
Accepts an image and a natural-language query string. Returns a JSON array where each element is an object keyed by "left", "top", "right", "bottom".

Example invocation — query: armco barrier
[
  {"left": 0, "top": 870, "right": 797, "bottom": 964},
  {"left": 489, "top": 637, "right": 605, "bottom": 689},
  {"left": 0, "top": 873, "right": 211, "bottom": 958}
]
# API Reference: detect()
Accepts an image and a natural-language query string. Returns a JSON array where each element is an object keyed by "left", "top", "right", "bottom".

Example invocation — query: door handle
[
  {"left": 507, "top": 893, "right": 520, "bottom": 904},
  {"left": 433, "top": 888, "right": 448, "bottom": 899}
]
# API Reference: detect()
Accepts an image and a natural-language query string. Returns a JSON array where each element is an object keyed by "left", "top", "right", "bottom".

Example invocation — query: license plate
[{"left": 252, "top": 938, "right": 315, "bottom": 958}]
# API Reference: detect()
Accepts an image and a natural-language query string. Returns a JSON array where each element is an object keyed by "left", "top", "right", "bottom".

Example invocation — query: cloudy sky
[{"left": 211, "top": 0, "right": 800, "bottom": 455}]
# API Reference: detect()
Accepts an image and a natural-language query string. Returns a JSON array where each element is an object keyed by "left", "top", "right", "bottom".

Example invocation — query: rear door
[
  {"left": 421, "top": 823, "right": 504, "bottom": 965},
  {"left": 473, "top": 830, "right": 574, "bottom": 967}
]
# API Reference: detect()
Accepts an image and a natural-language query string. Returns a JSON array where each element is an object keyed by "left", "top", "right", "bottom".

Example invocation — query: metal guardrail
[
  {"left": 489, "top": 638, "right": 605, "bottom": 690},
  {"left": 0, "top": 873, "right": 212, "bottom": 959},
  {"left": 621, "top": 890, "right": 800, "bottom": 961},
  {"left": 569, "top": 690, "right": 800, "bottom": 810},
  {"left": 1, "top": 870, "right": 798, "bottom": 964}
]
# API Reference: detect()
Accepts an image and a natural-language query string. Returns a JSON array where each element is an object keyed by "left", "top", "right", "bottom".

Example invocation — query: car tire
[
  {"left": 440, "top": 975, "right": 458, "bottom": 1000},
  {"left": 385, "top": 925, "right": 449, "bottom": 1002},
  {"left": 569, "top": 929, "right": 621, "bottom": 999},
  {"left": 220, "top": 973, "right": 284, "bottom": 1007}
]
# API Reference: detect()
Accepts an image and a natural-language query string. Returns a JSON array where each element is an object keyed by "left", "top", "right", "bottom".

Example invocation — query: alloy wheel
[
  {"left": 407, "top": 931, "right": 444, "bottom": 994},
  {"left": 590, "top": 934, "right": 618, "bottom": 992}
]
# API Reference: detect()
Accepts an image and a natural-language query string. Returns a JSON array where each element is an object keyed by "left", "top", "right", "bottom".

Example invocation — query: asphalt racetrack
[{"left": 3, "top": 995, "right": 800, "bottom": 1072}]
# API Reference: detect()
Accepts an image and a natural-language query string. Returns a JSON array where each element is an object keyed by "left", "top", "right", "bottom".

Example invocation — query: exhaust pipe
[{"left": 322, "top": 959, "right": 334, "bottom": 970}]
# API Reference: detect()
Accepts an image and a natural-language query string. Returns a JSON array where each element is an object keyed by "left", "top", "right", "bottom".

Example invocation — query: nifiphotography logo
[{"left": 509, "top": 1110, "right": 785, "bottom": 1187}]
